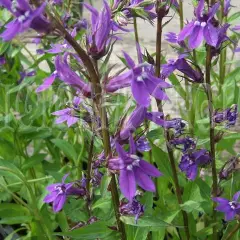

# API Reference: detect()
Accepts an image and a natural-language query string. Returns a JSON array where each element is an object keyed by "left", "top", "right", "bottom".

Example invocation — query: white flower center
[
  {"left": 127, "top": 165, "right": 133, "bottom": 171},
  {"left": 200, "top": 22, "right": 207, "bottom": 27},
  {"left": 229, "top": 201, "right": 236, "bottom": 210},
  {"left": 137, "top": 76, "right": 144, "bottom": 82},
  {"left": 194, "top": 21, "right": 200, "bottom": 26},
  {"left": 55, "top": 185, "right": 64, "bottom": 194}
]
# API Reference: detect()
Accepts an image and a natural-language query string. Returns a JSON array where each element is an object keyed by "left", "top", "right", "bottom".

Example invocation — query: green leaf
[
  {"left": 92, "top": 197, "right": 112, "bottom": 212},
  {"left": 227, "top": 12, "right": 240, "bottom": 23},
  {"left": 180, "top": 200, "right": 204, "bottom": 213},
  {"left": 51, "top": 139, "right": 77, "bottom": 163},
  {"left": 22, "top": 154, "right": 46, "bottom": 171},
  {"left": 120, "top": 215, "right": 171, "bottom": 230},
  {"left": 0, "top": 203, "right": 31, "bottom": 224},
  {"left": 56, "top": 221, "right": 113, "bottom": 239}
]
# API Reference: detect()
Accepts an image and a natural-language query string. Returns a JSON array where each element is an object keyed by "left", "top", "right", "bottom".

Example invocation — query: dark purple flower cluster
[
  {"left": 213, "top": 104, "right": 238, "bottom": 128},
  {"left": 120, "top": 197, "right": 144, "bottom": 223}
]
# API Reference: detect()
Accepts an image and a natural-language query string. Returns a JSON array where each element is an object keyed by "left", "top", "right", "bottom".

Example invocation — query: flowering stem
[
  {"left": 54, "top": 20, "right": 126, "bottom": 240},
  {"left": 224, "top": 222, "right": 240, "bottom": 240},
  {"left": 155, "top": 3, "right": 190, "bottom": 239},
  {"left": 205, "top": 45, "right": 218, "bottom": 240}
]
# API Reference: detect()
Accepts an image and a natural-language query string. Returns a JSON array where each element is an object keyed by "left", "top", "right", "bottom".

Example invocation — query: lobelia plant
[{"left": 0, "top": 0, "right": 240, "bottom": 239}]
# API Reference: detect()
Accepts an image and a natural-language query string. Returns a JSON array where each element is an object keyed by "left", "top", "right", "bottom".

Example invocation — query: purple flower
[
  {"left": 178, "top": 0, "right": 220, "bottom": 49},
  {"left": 224, "top": 0, "right": 232, "bottom": 16},
  {"left": 219, "top": 156, "right": 239, "bottom": 180},
  {"left": 0, "top": 0, "right": 50, "bottom": 41},
  {"left": 213, "top": 191, "right": 240, "bottom": 221},
  {"left": 109, "top": 137, "right": 162, "bottom": 200},
  {"left": 52, "top": 97, "right": 82, "bottom": 127},
  {"left": 0, "top": 56, "right": 6, "bottom": 65},
  {"left": 84, "top": 1, "right": 114, "bottom": 59},
  {"left": 170, "top": 137, "right": 196, "bottom": 153},
  {"left": 44, "top": 174, "right": 85, "bottom": 212},
  {"left": 213, "top": 104, "right": 238, "bottom": 127},
  {"left": 18, "top": 70, "right": 36, "bottom": 84},
  {"left": 107, "top": 51, "right": 171, "bottom": 107},
  {"left": 36, "top": 55, "right": 91, "bottom": 96},
  {"left": 179, "top": 149, "right": 211, "bottom": 180},
  {"left": 91, "top": 169, "right": 103, "bottom": 187},
  {"left": 165, "top": 32, "right": 178, "bottom": 44},
  {"left": 120, "top": 197, "right": 144, "bottom": 223},
  {"left": 162, "top": 55, "right": 204, "bottom": 83},
  {"left": 146, "top": 113, "right": 187, "bottom": 136},
  {"left": 136, "top": 136, "right": 151, "bottom": 152},
  {"left": 119, "top": 106, "right": 146, "bottom": 140},
  {"left": 74, "top": 19, "right": 88, "bottom": 31}
]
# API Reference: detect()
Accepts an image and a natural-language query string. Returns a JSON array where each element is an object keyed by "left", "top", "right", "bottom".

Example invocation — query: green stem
[
  {"left": 155, "top": 2, "right": 190, "bottom": 239},
  {"left": 219, "top": 0, "right": 226, "bottom": 94},
  {"left": 205, "top": 45, "right": 218, "bottom": 240},
  {"left": 224, "top": 222, "right": 240, "bottom": 240},
  {"left": 6, "top": 176, "right": 52, "bottom": 187},
  {"left": 77, "top": 127, "right": 85, "bottom": 179}
]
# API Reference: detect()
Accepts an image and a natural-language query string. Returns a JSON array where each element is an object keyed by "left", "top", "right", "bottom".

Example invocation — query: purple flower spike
[
  {"left": 178, "top": 0, "right": 220, "bottom": 49},
  {"left": 0, "top": 1, "right": 50, "bottom": 41},
  {"left": 179, "top": 149, "right": 211, "bottom": 180},
  {"left": 224, "top": 0, "right": 232, "bottom": 16},
  {"left": 214, "top": 104, "right": 238, "bottom": 127},
  {"left": 213, "top": 191, "right": 240, "bottom": 221},
  {"left": 109, "top": 137, "right": 162, "bottom": 201},
  {"left": 120, "top": 197, "right": 144, "bottom": 223}
]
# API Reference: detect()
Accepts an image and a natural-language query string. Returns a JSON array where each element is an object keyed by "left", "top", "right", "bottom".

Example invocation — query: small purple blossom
[
  {"left": 170, "top": 137, "right": 196, "bottom": 153},
  {"left": 107, "top": 51, "right": 171, "bottom": 107},
  {"left": 44, "top": 174, "right": 85, "bottom": 212},
  {"left": 120, "top": 197, "right": 144, "bottom": 223},
  {"left": 179, "top": 149, "right": 211, "bottom": 180},
  {"left": 0, "top": 56, "right": 6, "bottom": 65},
  {"left": 52, "top": 97, "right": 82, "bottom": 127},
  {"left": 219, "top": 156, "right": 239, "bottom": 180},
  {"left": 136, "top": 136, "right": 151, "bottom": 152},
  {"left": 213, "top": 104, "right": 238, "bottom": 127},
  {"left": 161, "top": 55, "right": 204, "bottom": 83},
  {"left": 108, "top": 137, "right": 162, "bottom": 200},
  {"left": 0, "top": 0, "right": 50, "bottom": 41},
  {"left": 91, "top": 169, "right": 103, "bottom": 187},
  {"left": 224, "top": 0, "right": 232, "bottom": 16},
  {"left": 213, "top": 191, "right": 240, "bottom": 221},
  {"left": 119, "top": 106, "right": 146, "bottom": 140},
  {"left": 178, "top": 0, "right": 220, "bottom": 49}
]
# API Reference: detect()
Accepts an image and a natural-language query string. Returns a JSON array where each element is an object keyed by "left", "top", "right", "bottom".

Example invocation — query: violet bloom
[
  {"left": 84, "top": 1, "right": 114, "bottom": 59},
  {"left": 224, "top": 0, "right": 232, "bottom": 16},
  {"left": 146, "top": 112, "right": 187, "bottom": 136},
  {"left": 178, "top": 0, "right": 220, "bottom": 49},
  {"left": 119, "top": 106, "right": 146, "bottom": 140},
  {"left": 91, "top": 169, "right": 103, "bottom": 187},
  {"left": 161, "top": 55, "right": 204, "bottom": 83},
  {"left": 0, "top": 56, "right": 6, "bottom": 65},
  {"left": 0, "top": 0, "right": 50, "bottom": 41},
  {"left": 120, "top": 197, "right": 144, "bottom": 223},
  {"left": 109, "top": 137, "right": 162, "bottom": 200},
  {"left": 179, "top": 149, "right": 211, "bottom": 180},
  {"left": 52, "top": 97, "right": 82, "bottom": 127},
  {"left": 214, "top": 104, "right": 238, "bottom": 127},
  {"left": 18, "top": 70, "right": 36, "bottom": 84},
  {"left": 170, "top": 137, "right": 196, "bottom": 153},
  {"left": 219, "top": 156, "right": 239, "bottom": 180},
  {"left": 44, "top": 174, "right": 85, "bottom": 212},
  {"left": 36, "top": 55, "right": 91, "bottom": 97},
  {"left": 136, "top": 136, "right": 151, "bottom": 152},
  {"left": 107, "top": 51, "right": 171, "bottom": 107},
  {"left": 213, "top": 191, "right": 240, "bottom": 221}
]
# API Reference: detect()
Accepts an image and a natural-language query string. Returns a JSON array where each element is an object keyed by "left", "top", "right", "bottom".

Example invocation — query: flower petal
[
  {"left": 119, "top": 169, "right": 136, "bottom": 201},
  {"left": 188, "top": 25, "right": 204, "bottom": 49},
  {"left": 178, "top": 21, "right": 195, "bottom": 42},
  {"left": 134, "top": 167, "right": 155, "bottom": 192},
  {"left": 53, "top": 195, "right": 66, "bottom": 212},
  {"left": 36, "top": 74, "right": 56, "bottom": 92},
  {"left": 139, "top": 160, "right": 162, "bottom": 177},
  {"left": 131, "top": 80, "right": 150, "bottom": 107},
  {"left": 203, "top": 23, "right": 218, "bottom": 47}
]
